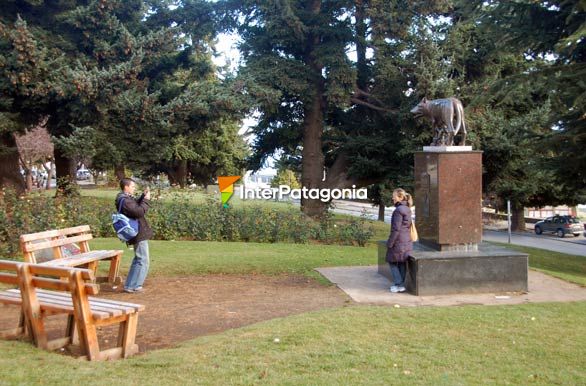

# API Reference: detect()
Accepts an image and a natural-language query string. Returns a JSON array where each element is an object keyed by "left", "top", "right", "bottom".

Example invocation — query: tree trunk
[
  {"left": 25, "top": 170, "right": 33, "bottom": 192},
  {"left": 378, "top": 204, "right": 385, "bottom": 222},
  {"left": 114, "top": 164, "right": 125, "bottom": 181},
  {"left": 173, "top": 160, "right": 187, "bottom": 188},
  {"left": 301, "top": 92, "right": 326, "bottom": 216},
  {"left": 165, "top": 165, "right": 176, "bottom": 187},
  {"left": 54, "top": 147, "right": 76, "bottom": 195},
  {"left": 0, "top": 133, "right": 26, "bottom": 195},
  {"left": 91, "top": 171, "right": 99, "bottom": 185},
  {"left": 41, "top": 161, "right": 53, "bottom": 190},
  {"left": 301, "top": 0, "right": 327, "bottom": 217},
  {"left": 511, "top": 204, "right": 526, "bottom": 232},
  {"left": 355, "top": 0, "right": 368, "bottom": 91}
]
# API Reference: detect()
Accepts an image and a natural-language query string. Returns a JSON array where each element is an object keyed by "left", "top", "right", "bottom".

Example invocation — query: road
[
  {"left": 482, "top": 230, "right": 586, "bottom": 256},
  {"left": 329, "top": 200, "right": 586, "bottom": 256}
]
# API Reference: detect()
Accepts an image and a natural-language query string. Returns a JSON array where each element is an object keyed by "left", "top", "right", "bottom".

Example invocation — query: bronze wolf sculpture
[{"left": 410, "top": 97, "right": 467, "bottom": 146}]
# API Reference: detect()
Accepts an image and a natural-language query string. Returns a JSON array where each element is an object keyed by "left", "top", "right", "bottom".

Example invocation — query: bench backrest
[
  {"left": 20, "top": 225, "right": 93, "bottom": 263},
  {"left": 0, "top": 259, "right": 99, "bottom": 349},
  {"left": 0, "top": 260, "right": 20, "bottom": 286},
  {"left": 0, "top": 259, "right": 98, "bottom": 295}
]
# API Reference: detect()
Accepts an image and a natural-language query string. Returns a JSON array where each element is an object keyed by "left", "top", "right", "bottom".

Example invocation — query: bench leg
[
  {"left": 18, "top": 310, "right": 29, "bottom": 339},
  {"left": 66, "top": 314, "right": 79, "bottom": 346},
  {"left": 75, "top": 318, "right": 100, "bottom": 360},
  {"left": 86, "top": 261, "right": 98, "bottom": 277},
  {"left": 118, "top": 313, "right": 139, "bottom": 358},
  {"left": 108, "top": 254, "right": 122, "bottom": 284},
  {"left": 18, "top": 266, "right": 49, "bottom": 349},
  {"left": 70, "top": 271, "right": 101, "bottom": 360}
]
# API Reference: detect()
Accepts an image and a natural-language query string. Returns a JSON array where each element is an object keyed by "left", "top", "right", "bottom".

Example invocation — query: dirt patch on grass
[{"left": 0, "top": 274, "right": 351, "bottom": 353}]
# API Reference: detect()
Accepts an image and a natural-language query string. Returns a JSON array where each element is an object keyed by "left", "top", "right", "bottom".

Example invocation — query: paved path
[
  {"left": 316, "top": 266, "right": 586, "bottom": 307},
  {"left": 483, "top": 230, "right": 586, "bottom": 256}
]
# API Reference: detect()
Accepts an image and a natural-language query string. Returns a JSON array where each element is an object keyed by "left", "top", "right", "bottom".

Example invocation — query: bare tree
[{"left": 15, "top": 118, "right": 54, "bottom": 191}]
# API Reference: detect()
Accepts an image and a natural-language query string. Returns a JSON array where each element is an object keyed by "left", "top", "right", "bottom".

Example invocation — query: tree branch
[{"left": 350, "top": 97, "right": 398, "bottom": 113}]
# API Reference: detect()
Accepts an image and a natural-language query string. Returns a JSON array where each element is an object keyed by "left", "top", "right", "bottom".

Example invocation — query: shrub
[{"left": 0, "top": 189, "right": 374, "bottom": 257}]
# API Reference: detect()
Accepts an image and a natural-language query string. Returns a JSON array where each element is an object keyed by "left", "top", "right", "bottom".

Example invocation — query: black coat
[
  {"left": 385, "top": 201, "right": 413, "bottom": 263},
  {"left": 115, "top": 192, "right": 153, "bottom": 245}
]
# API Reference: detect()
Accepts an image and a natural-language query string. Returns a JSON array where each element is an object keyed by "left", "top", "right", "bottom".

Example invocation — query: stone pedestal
[
  {"left": 414, "top": 150, "right": 482, "bottom": 251},
  {"left": 377, "top": 146, "right": 528, "bottom": 296},
  {"left": 377, "top": 241, "right": 529, "bottom": 295}
]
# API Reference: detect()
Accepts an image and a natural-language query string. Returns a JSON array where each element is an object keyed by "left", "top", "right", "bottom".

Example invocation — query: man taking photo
[{"left": 115, "top": 178, "right": 154, "bottom": 293}]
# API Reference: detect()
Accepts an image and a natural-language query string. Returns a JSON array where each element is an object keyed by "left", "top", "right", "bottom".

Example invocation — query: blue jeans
[
  {"left": 389, "top": 262, "right": 406, "bottom": 287},
  {"left": 125, "top": 240, "right": 149, "bottom": 290}
]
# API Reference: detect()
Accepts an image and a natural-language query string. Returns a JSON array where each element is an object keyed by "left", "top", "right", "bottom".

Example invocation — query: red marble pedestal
[{"left": 414, "top": 150, "right": 482, "bottom": 251}]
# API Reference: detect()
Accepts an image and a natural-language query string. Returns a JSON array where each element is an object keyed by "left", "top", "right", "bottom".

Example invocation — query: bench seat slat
[
  {"left": 40, "top": 290, "right": 146, "bottom": 311},
  {"left": 35, "top": 289, "right": 141, "bottom": 314},
  {"left": 5, "top": 289, "right": 111, "bottom": 319},
  {"left": 3, "top": 289, "right": 142, "bottom": 320},
  {"left": 31, "top": 292, "right": 121, "bottom": 317},
  {"left": 0, "top": 291, "right": 22, "bottom": 305},
  {"left": 39, "top": 250, "right": 122, "bottom": 267}
]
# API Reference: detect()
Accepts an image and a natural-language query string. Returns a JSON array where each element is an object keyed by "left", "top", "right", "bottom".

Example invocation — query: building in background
[
  {"left": 526, "top": 206, "right": 577, "bottom": 219},
  {"left": 241, "top": 169, "right": 276, "bottom": 190}
]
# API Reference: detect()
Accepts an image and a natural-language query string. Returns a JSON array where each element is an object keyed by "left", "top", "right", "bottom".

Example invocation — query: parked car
[
  {"left": 76, "top": 169, "right": 91, "bottom": 180},
  {"left": 534, "top": 215, "right": 583, "bottom": 238}
]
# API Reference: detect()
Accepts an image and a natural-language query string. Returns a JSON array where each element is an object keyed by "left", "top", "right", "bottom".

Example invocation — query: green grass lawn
[
  {"left": 91, "top": 238, "right": 376, "bottom": 284},
  {"left": 1, "top": 202, "right": 586, "bottom": 383},
  {"left": 0, "top": 303, "right": 584, "bottom": 385},
  {"left": 492, "top": 242, "right": 586, "bottom": 286},
  {"left": 89, "top": 235, "right": 586, "bottom": 287}
]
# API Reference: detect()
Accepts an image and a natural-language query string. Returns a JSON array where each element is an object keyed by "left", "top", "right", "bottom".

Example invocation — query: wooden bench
[
  {"left": 20, "top": 225, "right": 123, "bottom": 286},
  {"left": 0, "top": 260, "right": 144, "bottom": 360}
]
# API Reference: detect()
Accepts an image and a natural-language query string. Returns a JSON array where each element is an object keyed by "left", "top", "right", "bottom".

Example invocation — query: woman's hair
[{"left": 393, "top": 188, "right": 413, "bottom": 207}]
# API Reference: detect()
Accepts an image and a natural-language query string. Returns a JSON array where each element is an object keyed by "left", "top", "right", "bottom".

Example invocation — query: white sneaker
[
  {"left": 398, "top": 286, "right": 406, "bottom": 293},
  {"left": 390, "top": 285, "right": 400, "bottom": 293}
]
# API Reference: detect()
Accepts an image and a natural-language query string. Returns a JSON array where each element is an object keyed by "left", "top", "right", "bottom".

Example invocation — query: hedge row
[{"left": 0, "top": 190, "right": 373, "bottom": 257}]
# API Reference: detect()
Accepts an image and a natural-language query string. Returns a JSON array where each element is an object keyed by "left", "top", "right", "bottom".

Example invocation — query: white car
[{"left": 76, "top": 169, "right": 91, "bottom": 180}]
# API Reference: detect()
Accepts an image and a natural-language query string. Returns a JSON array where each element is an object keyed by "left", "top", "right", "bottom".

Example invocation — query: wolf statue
[{"left": 410, "top": 97, "right": 467, "bottom": 146}]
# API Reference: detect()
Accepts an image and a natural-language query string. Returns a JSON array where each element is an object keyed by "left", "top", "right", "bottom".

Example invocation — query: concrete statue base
[{"left": 377, "top": 241, "right": 529, "bottom": 296}]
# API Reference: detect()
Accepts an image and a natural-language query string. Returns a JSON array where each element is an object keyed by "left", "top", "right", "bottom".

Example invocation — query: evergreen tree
[
  {"left": 473, "top": 0, "right": 585, "bottom": 204},
  {"left": 220, "top": 0, "right": 450, "bottom": 216},
  {"left": 271, "top": 168, "right": 301, "bottom": 189},
  {"left": 445, "top": 1, "right": 586, "bottom": 228},
  {"left": 1, "top": 1, "right": 249, "bottom": 192}
]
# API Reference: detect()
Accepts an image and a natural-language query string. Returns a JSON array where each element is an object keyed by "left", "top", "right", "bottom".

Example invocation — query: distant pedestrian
[
  {"left": 115, "top": 178, "right": 154, "bottom": 293},
  {"left": 386, "top": 188, "right": 414, "bottom": 293}
]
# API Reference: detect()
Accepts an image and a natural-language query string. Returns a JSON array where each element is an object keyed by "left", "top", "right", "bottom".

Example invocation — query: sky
[
  {"left": 210, "top": 31, "right": 367, "bottom": 173},
  {"left": 211, "top": 34, "right": 276, "bottom": 172}
]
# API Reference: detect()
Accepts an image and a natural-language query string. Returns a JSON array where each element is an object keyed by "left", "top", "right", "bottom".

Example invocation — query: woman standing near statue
[{"left": 386, "top": 188, "right": 414, "bottom": 293}]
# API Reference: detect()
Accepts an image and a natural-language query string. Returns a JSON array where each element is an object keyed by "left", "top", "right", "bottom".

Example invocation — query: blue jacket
[{"left": 386, "top": 201, "right": 413, "bottom": 263}]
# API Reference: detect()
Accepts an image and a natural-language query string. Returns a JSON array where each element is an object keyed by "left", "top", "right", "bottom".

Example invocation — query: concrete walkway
[
  {"left": 316, "top": 266, "right": 586, "bottom": 307},
  {"left": 483, "top": 230, "right": 586, "bottom": 257}
]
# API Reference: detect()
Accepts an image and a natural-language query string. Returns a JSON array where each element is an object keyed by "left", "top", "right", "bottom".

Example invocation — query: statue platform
[
  {"left": 422, "top": 146, "right": 473, "bottom": 152},
  {"left": 377, "top": 241, "right": 529, "bottom": 296}
]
